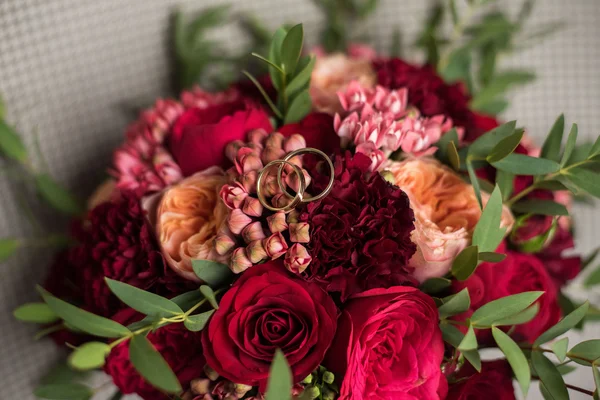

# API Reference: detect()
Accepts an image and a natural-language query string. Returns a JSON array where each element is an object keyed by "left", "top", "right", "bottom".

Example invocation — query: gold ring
[
  {"left": 256, "top": 159, "right": 306, "bottom": 213},
  {"left": 277, "top": 148, "right": 335, "bottom": 203}
]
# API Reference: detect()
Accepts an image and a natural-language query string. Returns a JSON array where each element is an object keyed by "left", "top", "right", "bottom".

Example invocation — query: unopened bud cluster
[{"left": 299, "top": 366, "right": 338, "bottom": 400}]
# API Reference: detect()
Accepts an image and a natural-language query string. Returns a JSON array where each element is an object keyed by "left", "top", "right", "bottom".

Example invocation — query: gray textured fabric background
[{"left": 0, "top": 0, "right": 599, "bottom": 399}]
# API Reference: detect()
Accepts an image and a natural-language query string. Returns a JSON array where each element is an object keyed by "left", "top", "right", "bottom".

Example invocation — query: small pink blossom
[{"left": 284, "top": 243, "right": 312, "bottom": 274}]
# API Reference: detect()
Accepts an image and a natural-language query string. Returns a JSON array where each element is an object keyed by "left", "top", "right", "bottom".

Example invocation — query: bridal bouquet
[{"left": 5, "top": 2, "right": 600, "bottom": 400}]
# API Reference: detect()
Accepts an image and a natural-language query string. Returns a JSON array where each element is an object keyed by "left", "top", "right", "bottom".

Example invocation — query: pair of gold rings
[{"left": 256, "top": 148, "right": 335, "bottom": 213}]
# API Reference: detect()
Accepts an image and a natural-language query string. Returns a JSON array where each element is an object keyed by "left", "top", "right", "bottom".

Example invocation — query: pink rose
[{"left": 324, "top": 286, "right": 447, "bottom": 400}]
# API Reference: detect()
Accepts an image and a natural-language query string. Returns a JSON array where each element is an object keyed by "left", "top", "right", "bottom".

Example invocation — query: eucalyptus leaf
[
  {"left": 280, "top": 24, "right": 304, "bottom": 75},
  {"left": 105, "top": 278, "right": 182, "bottom": 318},
  {"left": 284, "top": 90, "right": 311, "bottom": 124},
  {"left": 438, "top": 288, "right": 471, "bottom": 319},
  {"left": 420, "top": 277, "right": 451, "bottom": 294},
  {"left": 472, "top": 185, "right": 504, "bottom": 252},
  {"left": 68, "top": 342, "right": 110, "bottom": 371},
  {"left": 440, "top": 322, "right": 464, "bottom": 348},
  {"left": 170, "top": 290, "right": 203, "bottom": 312},
  {"left": 535, "top": 301, "right": 589, "bottom": 345},
  {"left": 552, "top": 337, "right": 569, "bottom": 363},
  {"left": 491, "top": 153, "right": 560, "bottom": 175},
  {"left": 560, "top": 123, "right": 578, "bottom": 167},
  {"left": 593, "top": 367, "right": 600, "bottom": 397},
  {"left": 34, "top": 383, "right": 93, "bottom": 400},
  {"left": 265, "top": 349, "right": 293, "bottom": 400},
  {"left": 563, "top": 167, "right": 600, "bottom": 198},
  {"left": 478, "top": 252, "right": 506, "bottom": 263},
  {"left": 0, "top": 237, "right": 19, "bottom": 262},
  {"left": 37, "top": 286, "right": 130, "bottom": 338},
  {"left": 474, "top": 98, "right": 509, "bottom": 115},
  {"left": 496, "top": 170, "right": 514, "bottom": 201},
  {"left": 568, "top": 340, "right": 600, "bottom": 366},
  {"left": 469, "top": 121, "right": 517, "bottom": 157},
  {"left": 435, "top": 128, "right": 459, "bottom": 164},
  {"left": 466, "top": 161, "right": 482, "bottom": 208},
  {"left": 471, "top": 291, "right": 543, "bottom": 327},
  {"left": 512, "top": 199, "right": 569, "bottom": 216},
  {"left": 0, "top": 120, "right": 28, "bottom": 163},
  {"left": 492, "top": 327, "right": 530, "bottom": 397},
  {"left": 585, "top": 266, "right": 600, "bottom": 287},
  {"left": 590, "top": 135, "right": 600, "bottom": 159},
  {"left": 535, "top": 180, "right": 569, "bottom": 191},
  {"left": 268, "top": 27, "right": 288, "bottom": 91},
  {"left": 492, "top": 302, "right": 539, "bottom": 326},
  {"left": 448, "top": 141, "right": 460, "bottom": 170},
  {"left": 35, "top": 174, "right": 83, "bottom": 216},
  {"left": 583, "top": 248, "right": 600, "bottom": 270},
  {"left": 532, "top": 351, "right": 569, "bottom": 400},
  {"left": 458, "top": 324, "right": 477, "bottom": 351},
  {"left": 129, "top": 335, "right": 182, "bottom": 393},
  {"left": 471, "top": 71, "right": 535, "bottom": 110},
  {"left": 540, "top": 114, "right": 565, "bottom": 162},
  {"left": 184, "top": 310, "right": 215, "bottom": 332},
  {"left": 192, "top": 259, "right": 234, "bottom": 288},
  {"left": 451, "top": 245, "right": 479, "bottom": 281},
  {"left": 13, "top": 302, "right": 58, "bottom": 324},
  {"left": 200, "top": 285, "right": 219, "bottom": 309},
  {"left": 285, "top": 56, "right": 315, "bottom": 98},
  {"left": 462, "top": 350, "right": 482, "bottom": 372},
  {"left": 487, "top": 129, "right": 524, "bottom": 163}
]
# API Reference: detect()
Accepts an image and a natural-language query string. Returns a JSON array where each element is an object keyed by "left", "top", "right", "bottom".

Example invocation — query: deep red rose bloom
[
  {"left": 447, "top": 360, "right": 516, "bottom": 400},
  {"left": 453, "top": 246, "right": 561, "bottom": 343},
  {"left": 324, "top": 286, "right": 447, "bottom": 400},
  {"left": 299, "top": 152, "right": 417, "bottom": 300},
  {"left": 169, "top": 100, "right": 272, "bottom": 176},
  {"left": 201, "top": 261, "right": 337, "bottom": 390},
  {"left": 105, "top": 308, "right": 204, "bottom": 400},
  {"left": 538, "top": 226, "right": 581, "bottom": 287},
  {"left": 279, "top": 112, "right": 340, "bottom": 155},
  {"left": 373, "top": 57, "right": 499, "bottom": 142}
]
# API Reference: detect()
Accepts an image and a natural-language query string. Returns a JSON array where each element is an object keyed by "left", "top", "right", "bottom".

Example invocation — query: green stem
[
  {"left": 438, "top": 1, "right": 477, "bottom": 71},
  {"left": 525, "top": 345, "right": 598, "bottom": 365},
  {"left": 184, "top": 288, "right": 225, "bottom": 317}
]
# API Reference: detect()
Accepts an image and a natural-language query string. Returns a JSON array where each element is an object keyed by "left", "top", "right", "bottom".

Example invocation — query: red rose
[
  {"left": 105, "top": 308, "right": 205, "bottom": 400},
  {"left": 168, "top": 101, "right": 272, "bottom": 176},
  {"left": 279, "top": 112, "right": 340, "bottom": 155},
  {"left": 538, "top": 226, "right": 581, "bottom": 287},
  {"left": 201, "top": 261, "right": 337, "bottom": 390},
  {"left": 324, "top": 286, "right": 447, "bottom": 400},
  {"left": 447, "top": 360, "right": 516, "bottom": 400},
  {"left": 452, "top": 247, "right": 561, "bottom": 343}
]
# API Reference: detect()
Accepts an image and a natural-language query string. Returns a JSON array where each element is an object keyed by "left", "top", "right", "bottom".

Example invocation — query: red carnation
[
  {"left": 447, "top": 360, "right": 516, "bottom": 400},
  {"left": 299, "top": 152, "right": 417, "bottom": 300},
  {"left": 279, "top": 112, "right": 340, "bottom": 155},
  {"left": 105, "top": 308, "right": 205, "bottom": 400}
]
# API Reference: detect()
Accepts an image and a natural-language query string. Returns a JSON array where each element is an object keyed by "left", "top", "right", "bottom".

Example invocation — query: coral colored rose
[
  {"left": 169, "top": 101, "right": 272, "bottom": 176},
  {"left": 311, "top": 53, "right": 377, "bottom": 114},
  {"left": 279, "top": 112, "right": 340, "bottom": 155},
  {"left": 452, "top": 247, "right": 561, "bottom": 343},
  {"left": 105, "top": 308, "right": 205, "bottom": 400},
  {"left": 325, "top": 286, "right": 447, "bottom": 400},
  {"left": 151, "top": 167, "right": 229, "bottom": 281},
  {"left": 386, "top": 158, "right": 514, "bottom": 282},
  {"left": 201, "top": 261, "right": 337, "bottom": 390},
  {"left": 447, "top": 360, "right": 516, "bottom": 400}
]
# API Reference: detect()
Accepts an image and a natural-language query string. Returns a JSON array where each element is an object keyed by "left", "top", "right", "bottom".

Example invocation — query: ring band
[
  {"left": 256, "top": 159, "right": 306, "bottom": 213},
  {"left": 276, "top": 148, "right": 335, "bottom": 203}
]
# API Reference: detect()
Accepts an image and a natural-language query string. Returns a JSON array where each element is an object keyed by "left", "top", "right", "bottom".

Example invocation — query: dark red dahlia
[{"left": 299, "top": 152, "right": 417, "bottom": 300}]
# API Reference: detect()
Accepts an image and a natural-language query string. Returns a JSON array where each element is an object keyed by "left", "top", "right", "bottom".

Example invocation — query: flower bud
[
  {"left": 242, "top": 196, "right": 263, "bottom": 217},
  {"left": 271, "top": 193, "right": 292, "bottom": 209},
  {"left": 220, "top": 183, "right": 248, "bottom": 209},
  {"left": 287, "top": 209, "right": 300, "bottom": 224},
  {"left": 190, "top": 378, "right": 212, "bottom": 395},
  {"left": 267, "top": 212, "right": 288, "bottom": 233},
  {"left": 261, "top": 145, "right": 286, "bottom": 164},
  {"left": 304, "top": 386, "right": 320, "bottom": 400},
  {"left": 246, "top": 240, "right": 268, "bottom": 263},
  {"left": 230, "top": 247, "right": 253, "bottom": 273},
  {"left": 263, "top": 232, "right": 289, "bottom": 259},
  {"left": 225, "top": 140, "right": 245, "bottom": 162},
  {"left": 322, "top": 371, "right": 335, "bottom": 384},
  {"left": 248, "top": 128, "right": 268, "bottom": 146},
  {"left": 215, "top": 229, "right": 236, "bottom": 255},
  {"left": 289, "top": 222, "right": 310, "bottom": 243},
  {"left": 285, "top": 169, "right": 311, "bottom": 193},
  {"left": 227, "top": 209, "right": 253, "bottom": 235},
  {"left": 284, "top": 243, "right": 312, "bottom": 273},
  {"left": 241, "top": 221, "right": 266, "bottom": 243},
  {"left": 283, "top": 133, "right": 306, "bottom": 153},
  {"left": 233, "top": 383, "right": 252, "bottom": 397},
  {"left": 237, "top": 152, "right": 263, "bottom": 174},
  {"left": 262, "top": 174, "right": 281, "bottom": 198},
  {"left": 204, "top": 364, "right": 220, "bottom": 381},
  {"left": 302, "top": 375, "right": 314, "bottom": 385},
  {"left": 322, "top": 388, "right": 335, "bottom": 400},
  {"left": 265, "top": 132, "right": 285, "bottom": 148},
  {"left": 240, "top": 171, "right": 258, "bottom": 194}
]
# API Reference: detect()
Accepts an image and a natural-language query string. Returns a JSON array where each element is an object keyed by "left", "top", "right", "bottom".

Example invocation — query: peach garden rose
[{"left": 385, "top": 158, "right": 514, "bottom": 282}]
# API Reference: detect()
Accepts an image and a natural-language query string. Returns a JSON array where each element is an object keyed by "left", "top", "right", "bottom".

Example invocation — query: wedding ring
[
  {"left": 256, "top": 159, "right": 306, "bottom": 213},
  {"left": 276, "top": 147, "right": 335, "bottom": 203}
]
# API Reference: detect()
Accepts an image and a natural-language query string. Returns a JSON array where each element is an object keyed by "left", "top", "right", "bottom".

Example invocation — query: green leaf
[
  {"left": 390, "top": 28, "right": 402, "bottom": 57},
  {"left": 583, "top": 248, "right": 600, "bottom": 270},
  {"left": 563, "top": 167, "right": 600, "bottom": 198},
  {"left": 473, "top": 98, "right": 509, "bottom": 115},
  {"left": 552, "top": 337, "right": 569, "bottom": 363},
  {"left": 448, "top": 141, "right": 460, "bottom": 170},
  {"left": 556, "top": 364, "right": 577, "bottom": 376},
  {"left": 469, "top": 121, "right": 517, "bottom": 157},
  {"left": 593, "top": 367, "right": 600, "bottom": 397},
  {"left": 471, "top": 291, "right": 544, "bottom": 327},
  {"left": 478, "top": 252, "right": 506, "bottom": 263},
  {"left": 0, "top": 237, "right": 20, "bottom": 262},
  {"left": 13, "top": 302, "right": 58, "bottom": 324},
  {"left": 440, "top": 48, "right": 472, "bottom": 86},
  {"left": 200, "top": 285, "right": 219, "bottom": 309},
  {"left": 192, "top": 260, "right": 234, "bottom": 288},
  {"left": 39, "top": 362, "right": 90, "bottom": 386},
  {"left": 242, "top": 71, "right": 282, "bottom": 119},
  {"left": 472, "top": 185, "right": 504, "bottom": 252},
  {"left": 280, "top": 24, "right": 303, "bottom": 75},
  {"left": 451, "top": 245, "right": 479, "bottom": 281},
  {"left": 536, "top": 180, "right": 569, "bottom": 191},
  {"left": 491, "top": 153, "right": 560, "bottom": 175},
  {"left": 420, "top": 277, "right": 451, "bottom": 294},
  {"left": 540, "top": 114, "right": 565, "bottom": 162},
  {"left": 265, "top": 349, "right": 293, "bottom": 400},
  {"left": 35, "top": 174, "right": 83, "bottom": 216},
  {"left": 105, "top": 278, "right": 182, "bottom": 318},
  {"left": 268, "top": 27, "right": 288, "bottom": 91},
  {"left": 440, "top": 322, "right": 464, "bottom": 348},
  {"left": 560, "top": 124, "right": 578, "bottom": 167},
  {"left": 568, "top": 340, "right": 600, "bottom": 366},
  {"left": 435, "top": 128, "right": 459, "bottom": 164},
  {"left": 492, "top": 302, "right": 540, "bottom": 326},
  {"left": 34, "top": 383, "right": 93, "bottom": 400},
  {"left": 438, "top": 288, "right": 471, "bottom": 319},
  {"left": 37, "top": 286, "right": 130, "bottom": 338},
  {"left": 487, "top": 129, "right": 524, "bottom": 163},
  {"left": 492, "top": 327, "right": 531, "bottom": 397},
  {"left": 129, "top": 335, "right": 182, "bottom": 393},
  {"left": 458, "top": 324, "right": 477, "bottom": 351},
  {"left": 170, "top": 291, "right": 203, "bottom": 312},
  {"left": 496, "top": 170, "right": 514, "bottom": 200},
  {"left": 471, "top": 71, "right": 535, "bottom": 110},
  {"left": 532, "top": 351, "right": 569, "bottom": 400},
  {"left": 184, "top": 310, "right": 215, "bottom": 332},
  {"left": 585, "top": 266, "right": 600, "bottom": 287},
  {"left": 284, "top": 90, "right": 311, "bottom": 124},
  {"left": 466, "top": 161, "right": 483, "bottom": 208},
  {"left": 68, "top": 342, "right": 110, "bottom": 371},
  {"left": 512, "top": 199, "right": 569, "bottom": 216},
  {"left": 285, "top": 56, "right": 316, "bottom": 98},
  {"left": 590, "top": 135, "right": 600, "bottom": 159},
  {"left": 0, "top": 120, "right": 28, "bottom": 163},
  {"left": 535, "top": 301, "right": 589, "bottom": 345}
]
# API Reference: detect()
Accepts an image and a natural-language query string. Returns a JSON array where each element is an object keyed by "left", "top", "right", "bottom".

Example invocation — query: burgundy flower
[
  {"left": 299, "top": 152, "right": 417, "bottom": 300},
  {"left": 538, "top": 226, "right": 581, "bottom": 287},
  {"left": 447, "top": 360, "right": 516, "bottom": 400},
  {"left": 105, "top": 308, "right": 205, "bottom": 400},
  {"left": 279, "top": 112, "right": 340, "bottom": 155}
]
